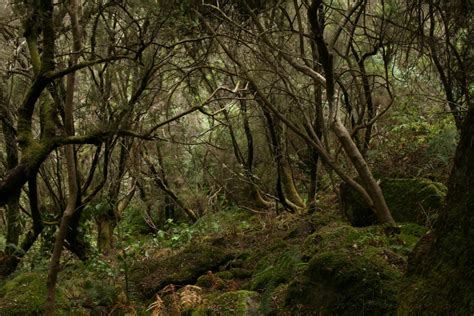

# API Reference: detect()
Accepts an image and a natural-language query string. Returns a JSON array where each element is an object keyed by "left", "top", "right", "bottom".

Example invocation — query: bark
[
  {"left": 20, "top": 175, "right": 43, "bottom": 253},
  {"left": 0, "top": 175, "right": 43, "bottom": 277},
  {"left": 349, "top": 44, "right": 379, "bottom": 157},
  {"left": 427, "top": 2, "right": 464, "bottom": 130},
  {"left": 97, "top": 139, "right": 130, "bottom": 254},
  {"left": 156, "top": 143, "right": 176, "bottom": 220},
  {"left": 200, "top": 13, "right": 385, "bottom": 220}
]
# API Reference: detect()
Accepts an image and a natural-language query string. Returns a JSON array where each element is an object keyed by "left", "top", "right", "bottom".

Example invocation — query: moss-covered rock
[
  {"left": 340, "top": 178, "right": 447, "bottom": 227},
  {"left": 0, "top": 272, "right": 70, "bottom": 315},
  {"left": 285, "top": 251, "right": 400, "bottom": 315},
  {"left": 132, "top": 241, "right": 235, "bottom": 298},
  {"left": 247, "top": 247, "right": 302, "bottom": 291},
  {"left": 192, "top": 290, "right": 260, "bottom": 315}
]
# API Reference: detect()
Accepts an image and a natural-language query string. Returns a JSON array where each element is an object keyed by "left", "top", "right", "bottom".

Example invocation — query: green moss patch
[
  {"left": 193, "top": 290, "right": 260, "bottom": 315},
  {"left": 0, "top": 272, "right": 70, "bottom": 316}
]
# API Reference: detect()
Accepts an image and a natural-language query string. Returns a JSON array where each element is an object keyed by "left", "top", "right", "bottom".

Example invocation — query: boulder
[
  {"left": 340, "top": 178, "right": 446, "bottom": 226},
  {"left": 285, "top": 251, "right": 400, "bottom": 315}
]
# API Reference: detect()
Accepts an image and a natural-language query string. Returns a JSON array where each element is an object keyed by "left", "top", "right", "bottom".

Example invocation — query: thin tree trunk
[
  {"left": 308, "top": 0, "right": 394, "bottom": 224},
  {"left": 261, "top": 107, "right": 296, "bottom": 211},
  {"left": 240, "top": 99, "right": 272, "bottom": 208},
  {"left": 280, "top": 125, "right": 306, "bottom": 209},
  {"left": 45, "top": 0, "right": 81, "bottom": 313}
]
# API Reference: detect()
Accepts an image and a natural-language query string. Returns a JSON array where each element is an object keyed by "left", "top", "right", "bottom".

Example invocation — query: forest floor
[{"left": 0, "top": 193, "right": 427, "bottom": 315}]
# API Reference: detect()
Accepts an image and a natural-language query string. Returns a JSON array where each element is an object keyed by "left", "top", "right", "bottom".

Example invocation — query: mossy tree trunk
[
  {"left": 97, "top": 137, "right": 133, "bottom": 254},
  {"left": 97, "top": 209, "right": 116, "bottom": 255},
  {"left": 400, "top": 106, "right": 474, "bottom": 314}
]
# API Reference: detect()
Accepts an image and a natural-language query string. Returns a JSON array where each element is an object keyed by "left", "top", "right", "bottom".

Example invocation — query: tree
[
  {"left": 399, "top": 1, "right": 473, "bottom": 313},
  {"left": 198, "top": 0, "right": 395, "bottom": 223},
  {"left": 400, "top": 101, "right": 474, "bottom": 314}
]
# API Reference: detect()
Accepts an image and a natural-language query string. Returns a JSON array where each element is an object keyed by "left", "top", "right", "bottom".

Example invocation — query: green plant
[{"left": 154, "top": 219, "right": 195, "bottom": 248}]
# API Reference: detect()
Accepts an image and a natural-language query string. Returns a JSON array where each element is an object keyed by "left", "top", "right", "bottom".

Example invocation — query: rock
[
  {"left": 132, "top": 241, "right": 235, "bottom": 298},
  {"left": 340, "top": 178, "right": 447, "bottom": 227},
  {"left": 285, "top": 251, "right": 400, "bottom": 315}
]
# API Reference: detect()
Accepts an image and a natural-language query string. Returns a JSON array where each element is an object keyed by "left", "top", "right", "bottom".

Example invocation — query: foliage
[
  {"left": 154, "top": 219, "right": 195, "bottom": 249},
  {"left": 373, "top": 106, "right": 458, "bottom": 182}
]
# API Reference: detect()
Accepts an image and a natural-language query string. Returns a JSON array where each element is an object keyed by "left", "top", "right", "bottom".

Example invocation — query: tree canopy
[{"left": 0, "top": 0, "right": 472, "bottom": 314}]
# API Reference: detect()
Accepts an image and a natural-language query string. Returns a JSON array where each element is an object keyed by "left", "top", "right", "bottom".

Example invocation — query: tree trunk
[
  {"left": 308, "top": 0, "right": 394, "bottom": 224},
  {"left": 262, "top": 107, "right": 300, "bottom": 211},
  {"left": 97, "top": 213, "right": 116, "bottom": 255},
  {"left": 46, "top": 0, "right": 81, "bottom": 313},
  {"left": 400, "top": 106, "right": 474, "bottom": 314}
]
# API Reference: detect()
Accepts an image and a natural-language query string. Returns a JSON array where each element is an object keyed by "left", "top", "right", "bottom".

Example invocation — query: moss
[
  {"left": 214, "top": 270, "right": 234, "bottom": 280},
  {"left": 303, "top": 222, "right": 426, "bottom": 267},
  {"left": 285, "top": 251, "right": 400, "bottom": 315},
  {"left": 340, "top": 178, "right": 447, "bottom": 227},
  {"left": 248, "top": 248, "right": 302, "bottom": 291},
  {"left": 266, "top": 284, "right": 288, "bottom": 315},
  {"left": 0, "top": 272, "right": 70, "bottom": 315},
  {"left": 193, "top": 290, "right": 260, "bottom": 315},
  {"left": 230, "top": 268, "right": 253, "bottom": 279},
  {"left": 280, "top": 161, "right": 306, "bottom": 208},
  {"left": 399, "top": 224, "right": 474, "bottom": 314},
  {"left": 399, "top": 267, "right": 474, "bottom": 315}
]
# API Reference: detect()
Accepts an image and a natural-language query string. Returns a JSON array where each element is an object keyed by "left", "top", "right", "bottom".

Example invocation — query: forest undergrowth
[{"left": 0, "top": 192, "right": 428, "bottom": 315}]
